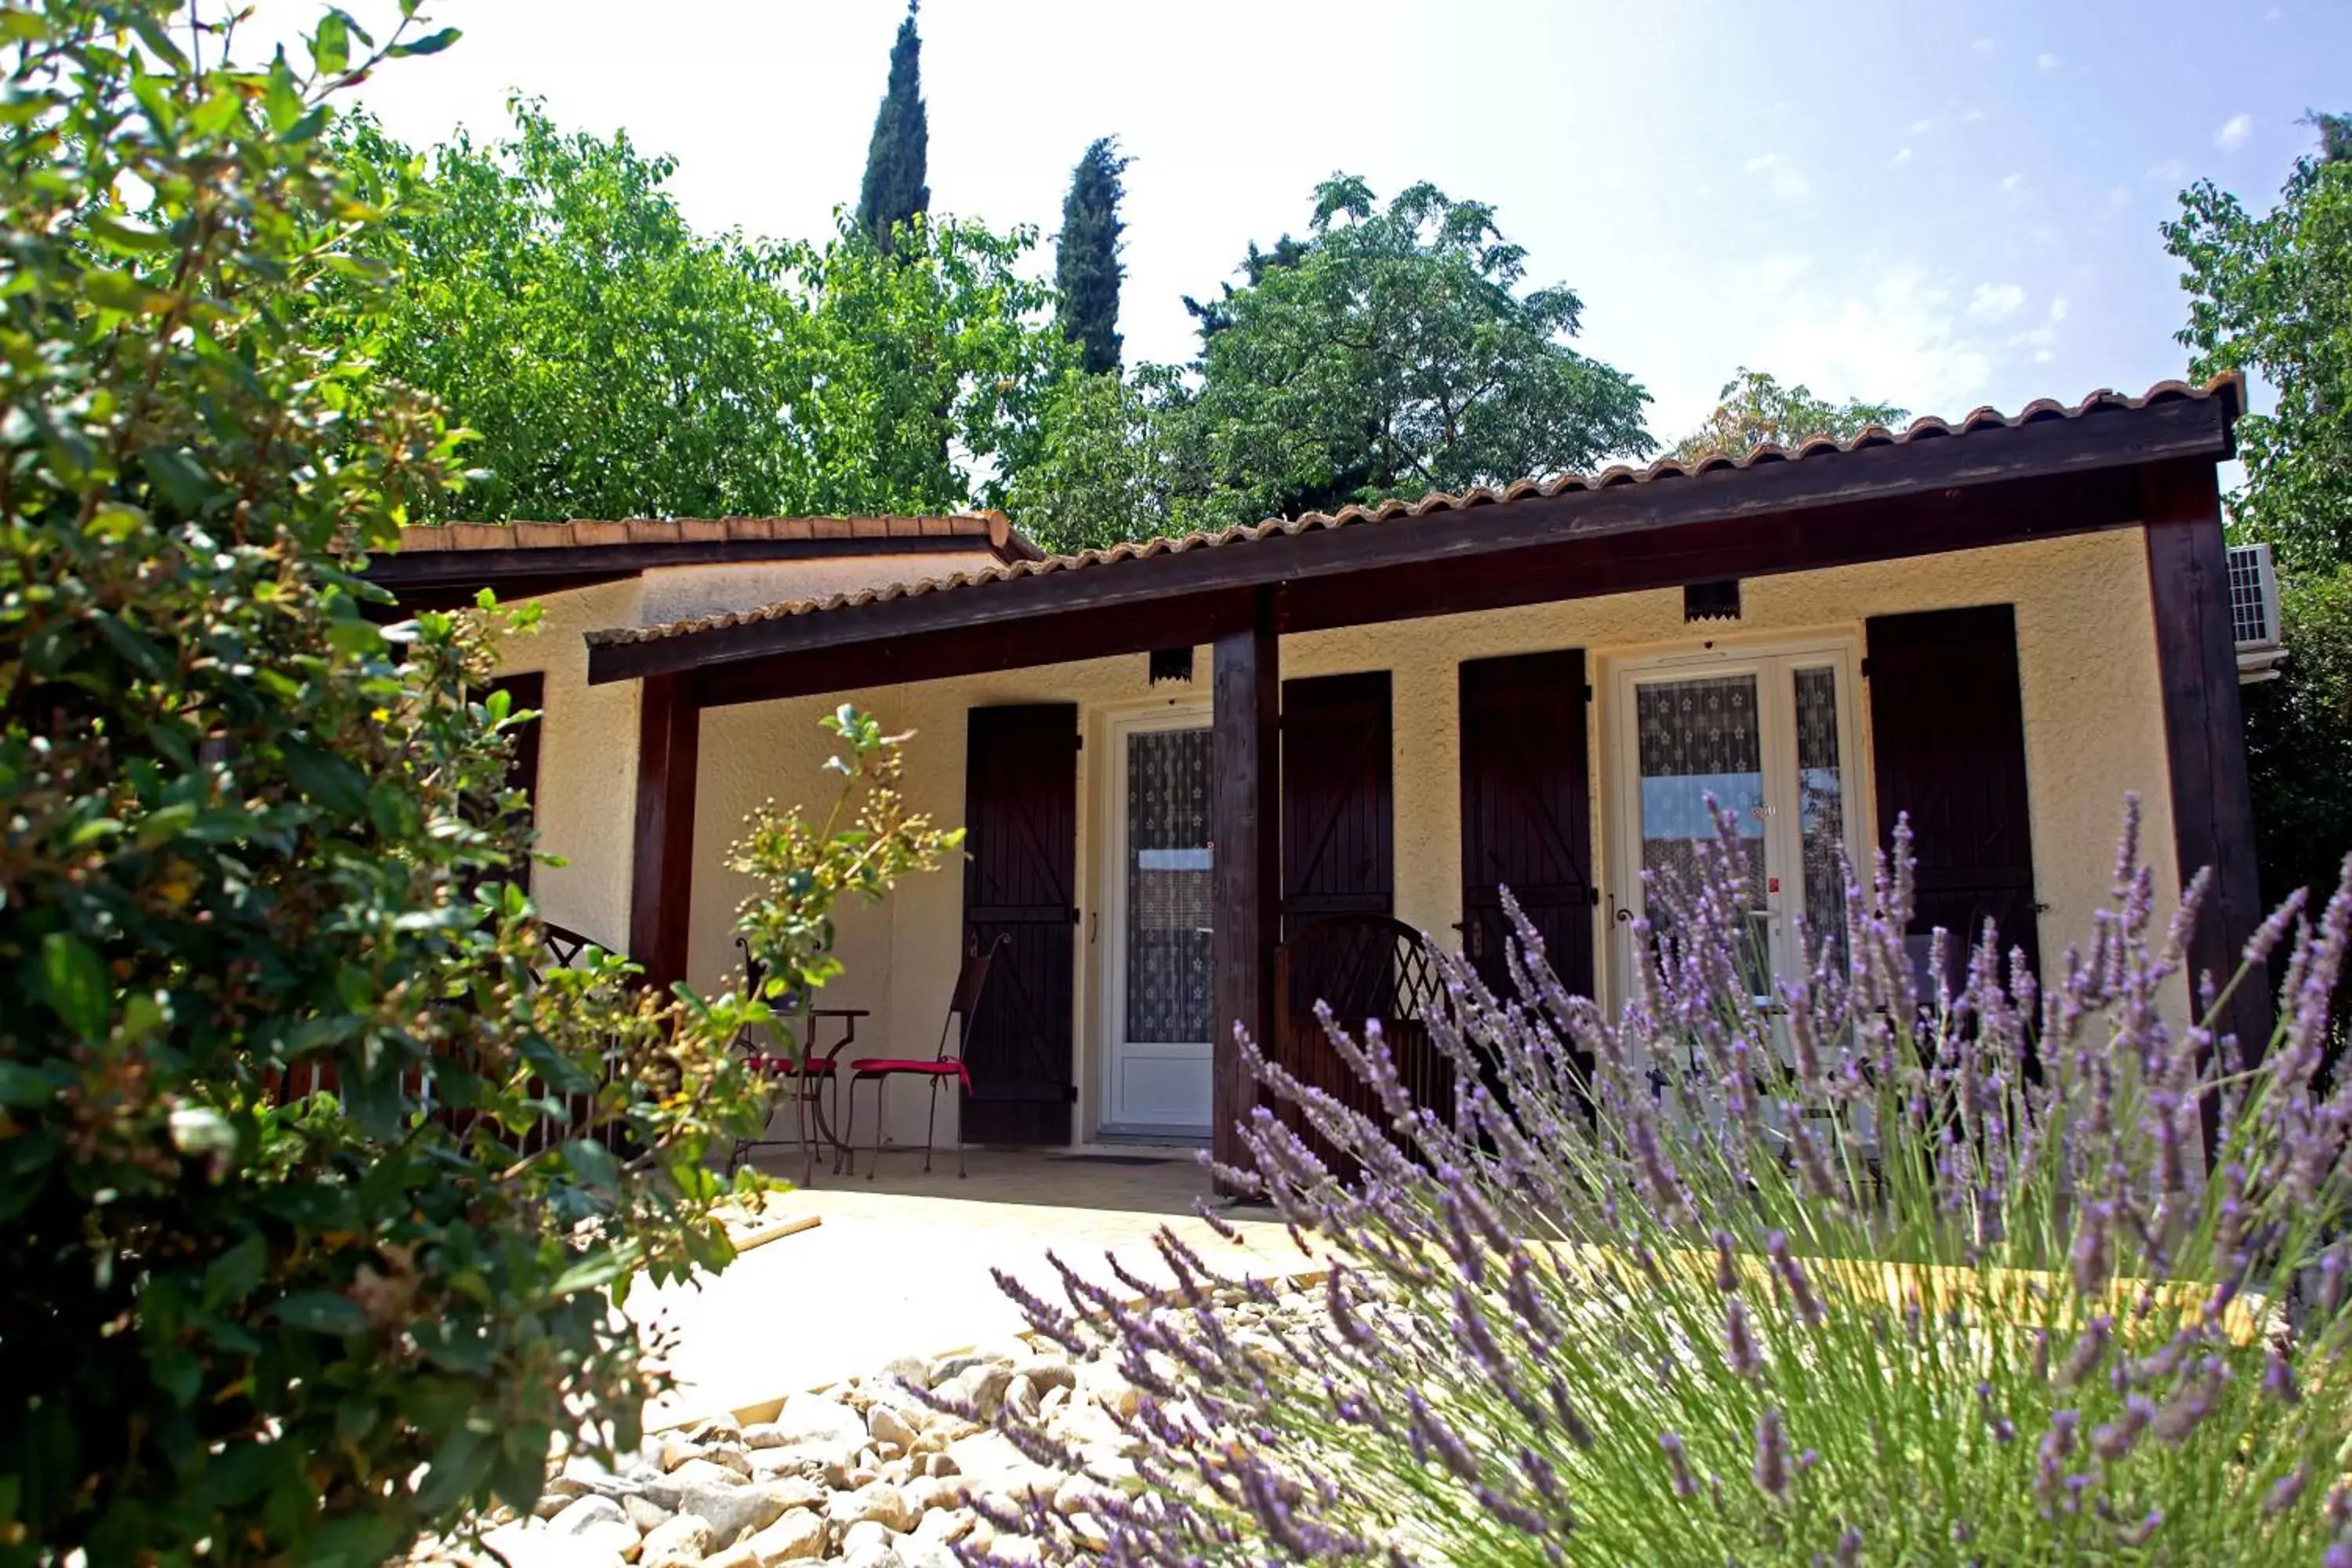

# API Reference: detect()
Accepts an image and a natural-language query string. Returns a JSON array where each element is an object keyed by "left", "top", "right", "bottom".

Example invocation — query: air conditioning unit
[{"left": 2227, "top": 542, "right": 2287, "bottom": 684}]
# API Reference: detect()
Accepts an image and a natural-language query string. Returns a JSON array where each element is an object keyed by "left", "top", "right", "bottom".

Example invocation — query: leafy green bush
[
  {"left": 0, "top": 6, "right": 880, "bottom": 1563},
  {"left": 986, "top": 804, "right": 2352, "bottom": 1563}
]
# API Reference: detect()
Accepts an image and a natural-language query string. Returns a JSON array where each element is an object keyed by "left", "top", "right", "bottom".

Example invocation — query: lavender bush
[{"left": 978, "top": 800, "right": 2352, "bottom": 1564}]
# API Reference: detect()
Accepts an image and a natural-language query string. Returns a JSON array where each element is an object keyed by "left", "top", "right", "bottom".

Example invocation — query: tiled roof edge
[{"left": 582, "top": 375, "right": 2243, "bottom": 651}]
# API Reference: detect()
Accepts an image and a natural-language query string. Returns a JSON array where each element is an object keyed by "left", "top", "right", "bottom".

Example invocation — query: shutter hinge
[
  {"left": 1859, "top": 657, "right": 1872, "bottom": 678},
  {"left": 1065, "top": 1083, "right": 1080, "bottom": 1103},
  {"left": 1073, "top": 733, "right": 1083, "bottom": 751},
  {"left": 1588, "top": 886, "right": 1601, "bottom": 906},
  {"left": 1583, "top": 683, "right": 1594, "bottom": 701}
]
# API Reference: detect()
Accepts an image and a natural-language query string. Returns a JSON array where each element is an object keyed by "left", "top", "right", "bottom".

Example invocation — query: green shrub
[{"left": 0, "top": 6, "right": 860, "bottom": 1563}]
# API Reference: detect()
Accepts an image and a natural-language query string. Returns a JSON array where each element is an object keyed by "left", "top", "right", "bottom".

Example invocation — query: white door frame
[
  {"left": 1603, "top": 635, "right": 1871, "bottom": 1006},
  {"left": 1098, "top": 702, "right": 1216, "bottom": 1138}
]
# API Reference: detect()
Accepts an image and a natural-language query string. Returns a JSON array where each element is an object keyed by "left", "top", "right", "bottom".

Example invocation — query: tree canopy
[
  {"left": 336, "top": 103, "right": 809, "bottom": 521},
  {"left": 1668, "top": 368, "right": 1907, "bottom": 465},
  {"left": 1055, "top": 137, "right": 1130, "bottom": 376},
  {"left": 1161, "top": 176, "right": 1653, "bottom": 527},
  {"left": 333, "top": 101, "right": 1069, "bottom": 522},
  {"left": 2165, "top": 111, "right": 2352, "bottom": 572},
  {"left": 856, "top": 2, "right": 931, "bottom": 252}
]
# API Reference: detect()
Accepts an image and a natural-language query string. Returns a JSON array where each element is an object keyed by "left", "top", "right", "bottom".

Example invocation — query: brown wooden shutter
[
  {"left": 1865, "top": 606, "right": 2042, "bottom": 982},
  {"left": 1279, "top": 671, "right": 1393, "bottom": 940},
  {"left": 960, "top": 703, "right": 1079, "bottom": 1145},
  {"left": 1459, "top": 651, "right": 1595, "bottom": 1000},
  {"left": 487, "top": 672, "right": 546, "bottom": 894}
]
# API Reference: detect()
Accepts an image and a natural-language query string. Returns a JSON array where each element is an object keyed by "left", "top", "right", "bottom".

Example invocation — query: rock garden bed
[{"left": 409, "top": 1271, "right": 1327, "bottom": 1568}]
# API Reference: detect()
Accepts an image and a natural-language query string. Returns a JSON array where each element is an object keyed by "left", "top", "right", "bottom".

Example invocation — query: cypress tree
[
  {"left": 856, "top": 1, "right": 929, "bottom": 252},
  {"left": 1055, "top": 136, "right": 1130, "bottom": 376}
]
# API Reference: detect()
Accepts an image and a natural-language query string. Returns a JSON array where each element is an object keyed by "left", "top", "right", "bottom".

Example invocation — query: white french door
[
  {"left": 1101, "top": 708, "right": 1215, "bottom": 1136},
  {"left": 1609, "top": 642, "right": 1868, "bottom": 1003}
]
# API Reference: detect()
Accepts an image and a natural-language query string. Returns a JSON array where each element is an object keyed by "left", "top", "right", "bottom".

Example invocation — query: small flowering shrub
[{"left": 985, "top": 801, "right": 2352, "bottom": 1564}]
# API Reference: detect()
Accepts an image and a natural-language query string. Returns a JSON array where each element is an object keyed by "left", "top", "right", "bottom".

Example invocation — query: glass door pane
[
  {"left": 1635, "top": 673, "right": 1771, "bottom": 994},
  {"left": 1791, "top": 665, "right": 1850, "bottom": 969},
  {"left": 1124, "top": 728, "right": 1213, "bottom": 1045}
]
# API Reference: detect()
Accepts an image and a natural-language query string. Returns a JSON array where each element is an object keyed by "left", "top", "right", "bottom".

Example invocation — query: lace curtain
[{"left": 1126, "top": 728, "right": 1214, "bottom": 1043}]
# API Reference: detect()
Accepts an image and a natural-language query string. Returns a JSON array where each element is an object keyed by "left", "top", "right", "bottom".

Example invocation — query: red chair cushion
[
  {"left": 851, "top": 1058, "right": 973, "bottom": 1092},
  {"left": 746, "top": 1055, "right": 837, "bottom": 1075}
]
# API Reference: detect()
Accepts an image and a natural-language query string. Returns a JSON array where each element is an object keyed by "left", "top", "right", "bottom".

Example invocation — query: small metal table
[{"left": 727, "top": 1006, "right": 869, "bottom": 1184}]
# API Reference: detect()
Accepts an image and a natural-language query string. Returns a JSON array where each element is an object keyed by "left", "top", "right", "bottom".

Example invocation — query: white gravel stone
[
  {"left": 740, "top": 1508, "right": 824, "bottom": 1565},
  {"left": 635, "top": 1512, "right": 712, "bottom": 1568},
  {"left": 829, "top": 1481, "right": 919, "bottom": 1533}
]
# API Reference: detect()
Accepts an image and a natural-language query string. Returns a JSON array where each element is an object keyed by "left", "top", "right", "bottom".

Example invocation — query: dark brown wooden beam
[
  {"left": 1278, "top": 464, "right": 2147, "bottom": 633},
  {"left": 1210, "top": 589, "right": 1280, "bottom": 1188},
  {"left": 689, "top": 590, "right": 1258, "bottom": 709},
  {"left": 676, "top": 466, "right": 2145, "bottom": 710},
  {"left": 2142, "top": 459, "right": 2271, "bottom": 1060},
  {"left": 628, "top": 673, "right": 702, "bottom": 992},
  {"left": 587, "top": 394, "right": 2232, "bottom": 688}
]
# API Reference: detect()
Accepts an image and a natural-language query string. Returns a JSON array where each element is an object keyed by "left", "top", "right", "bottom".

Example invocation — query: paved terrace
[{"left": 629, "top": 1149, "right": 1320, "bottom": 1430}]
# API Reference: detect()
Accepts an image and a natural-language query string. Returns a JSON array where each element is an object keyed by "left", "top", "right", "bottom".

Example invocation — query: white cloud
[
  {"left": 1891, "top": 146, "right": 1914, "bottom": 166},
  {"left": 1750, "top": 267, "right": 1994, "bottom": 415},
  {"left": 1997, "top": 172, "right": 2024, "bottom": 194},
  {"left": 1970, "top": 37, "right": 1994, "bottom": 54},
  {"left": 1743, "top": 153, "right": 1809, "bottom": 198},
  {"left": 1745, "top": 252, "right": 1816, "bottom": 292},
  {"left": 1969, "top": 282, "right": 2027, "bottom": 321},
  {"left": 2216, "top": 114, "right": 2252, "bottom": 151},
  {"left": 1960, "top": 107, "right": 1984, "bottom": 124},
  {"left": 2146, "top": 158, "right": 2188, "bottom": 185},
  {"left": 2049, "top": 297, "right": 2069, "bottom": 322},
  {"left": 1908, "top": 117, "right": 1936, "bottom": 135},
  {"left": 2037, "top": 52, "right": 2058, "bottom": 69},
  {"left": 2107, "top": 185, "right": 2132, "bottom": 211}
]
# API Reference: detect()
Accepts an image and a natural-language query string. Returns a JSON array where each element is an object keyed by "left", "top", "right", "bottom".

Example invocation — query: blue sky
[{"left": 337, "top": 0, "right": 2347, "bottom": 447}]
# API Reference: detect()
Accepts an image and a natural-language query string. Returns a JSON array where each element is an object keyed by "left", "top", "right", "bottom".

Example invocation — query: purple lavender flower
[
  {"left": 1724, "top": 1298, "right": 1763, "bottom": 1380},
  {"left": 1752, "top": 1408, "right": 1791, "bottom": 1498},
  {"left": 1659, "top": 1431, "right": 1700, "bottom": 1501}
]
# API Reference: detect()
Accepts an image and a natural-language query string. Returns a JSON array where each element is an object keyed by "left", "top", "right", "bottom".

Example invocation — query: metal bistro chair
[
  {"left": 842, "top": 934, "right": 1007, "bottom": 1179},
  {"left": 726, "top": 936, "right": 868, "bottom": 1185}
]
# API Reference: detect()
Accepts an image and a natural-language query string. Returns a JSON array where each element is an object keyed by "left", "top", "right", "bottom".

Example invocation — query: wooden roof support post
[
  {"left": 1210, "top": 587, "right": 1279, "bottom": 1191},
  {"left": 629, "top": 672, "right": 702, "bottom": 993},
  {"left": 2141, "top": 459, "right": 2273, "bottom": 1062}
]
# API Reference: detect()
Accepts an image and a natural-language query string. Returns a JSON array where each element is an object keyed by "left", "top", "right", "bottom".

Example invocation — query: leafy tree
[
  {"left": 855, "top": 1, "right": 930, "bottom": 253},
  {"left": 2165, "top": 111, "right": 2352, "bottom": 573},
  {"left": 792, "top": 213, "right": 1072, "bottom": 516},
  {"left": 0, "top": 6, "right": 949, "bottom": 1560},
  {"left": 1164, "top": 176, "right": 1653, "bottom": 527},
  {"left": 335, "top": 100, "right": 811, "bottom": 522},
  {"left": 1055, "top": 137, "right": 1131, "bottom": 376},
  {"left": 2241, "top": 567, "right": 2352, "bottom": 914},
  {"left": 1181, "top": 234, "right": 1310, "bottom": 340},
  {"left": 1003, "top": 367, "right": 1184, "bottom": 552},
  {"left": 1668, "top": 368, "right": 1907, "bottom": 464},
  {"left": 334, "top": 107, "right": 1069, "bottom": 521}
]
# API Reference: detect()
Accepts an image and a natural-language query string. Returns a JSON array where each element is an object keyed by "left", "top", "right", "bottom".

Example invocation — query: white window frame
[
  {"left": 1098, "top": 702, "right": 1216, "bottom": 1137},
  {"left": 1602, "top": 636, "right": 1872, "bottom": 1008}
]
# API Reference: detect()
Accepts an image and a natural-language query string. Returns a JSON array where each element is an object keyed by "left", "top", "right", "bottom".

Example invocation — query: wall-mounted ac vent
[{"left": 2228, "top": 541, "right": 2286, "bottom": 684}]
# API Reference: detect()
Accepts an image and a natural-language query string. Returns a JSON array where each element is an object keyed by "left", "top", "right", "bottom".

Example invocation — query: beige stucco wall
[
  {"left": 485, "top": 578, "right": 646, "bottom": 949},
  {"left": 480, "top": 548, "right": 1009, "bottom": 955},
  {"left": 676, "top": 527, "right": 2182, "bottom": 1151}
]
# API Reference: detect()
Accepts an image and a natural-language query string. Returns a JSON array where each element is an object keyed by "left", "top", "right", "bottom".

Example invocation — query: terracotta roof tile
[
  {"left": 582, "top": 376, "right": 2242, "bottom": 652},
  {"left": 394, "top": 512, "right": 1034, "bottom": 557}
]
